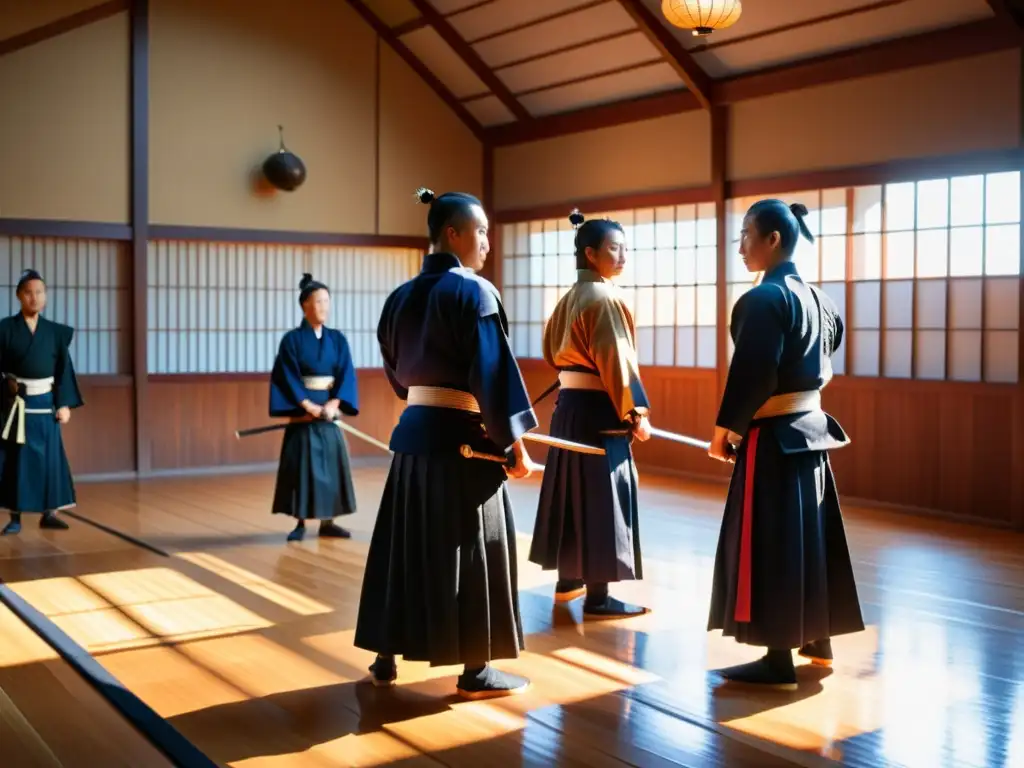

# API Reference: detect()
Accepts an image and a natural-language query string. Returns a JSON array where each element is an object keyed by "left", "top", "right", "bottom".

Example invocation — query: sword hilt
[
  {"left": 459, "top": 444, "right": 513, "bottom": 466},
  {"left": 459, "top": 445, "right": 545, "bottom": 472}
]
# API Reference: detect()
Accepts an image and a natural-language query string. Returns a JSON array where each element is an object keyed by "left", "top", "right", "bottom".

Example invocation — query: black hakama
[
  {"left": 707, "top": 260, "right": 864, "bottom": 682},
  {"left": 529, "top": 389, "right": 641, "bottom": 584},
  {"left": 706, "top": 419, "right": 864, "bottom": 649},
  {"left": 268, "top": 320, "right": 359, "bottom": 523},
  {"left": 0, "top": 314, "right": 83, "bottom": 516},
  {"left": 354, "top": 252, "right": 538, "bottom": 675},
  {"left": 356, "top": 454, "right": 522, "bottom": 665}
]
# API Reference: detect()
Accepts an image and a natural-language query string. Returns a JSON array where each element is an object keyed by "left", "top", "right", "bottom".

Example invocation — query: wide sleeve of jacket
[
  {"left": 464, "top": 276, "right": 538, "bottom": 451},
  {"left": 376, "top": 290, "right": 407, "bottom": 401},
  {"left": 582, "top": 295, "right": 649, "bottom": 421},
  {"left": 268, "top": 331, "right": 307, "bottom": 417},
  {"left": 715, "top": 285, "right": 788, "bottom": 436},
  {"left": 53, "top": 323, "right": 84, "bottom": 410},
  {"left": 327, "top": 330, "right": 359, "bottom": 416}
]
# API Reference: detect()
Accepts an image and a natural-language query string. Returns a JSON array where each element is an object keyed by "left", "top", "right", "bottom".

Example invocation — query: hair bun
[
  {"left": 299, "top": 272, "right": 313, "bottom": 289},
  {"left": 414, "top": 187, "right": 435, "bottom": 205},
  {"left": 789, "top": 203, "right": 809, "bottom": 218},
  {"left": 568, "top": 208, "right": 585, "bottom": 228}
]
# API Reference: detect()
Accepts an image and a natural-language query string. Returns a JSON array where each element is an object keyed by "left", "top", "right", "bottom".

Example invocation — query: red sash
[{"left": 734, "top": 426, "right": 760, "bottom": 623}]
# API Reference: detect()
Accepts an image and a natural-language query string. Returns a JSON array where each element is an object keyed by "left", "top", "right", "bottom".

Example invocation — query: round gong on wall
[{"left": 262, "top": 125, "right": 307, "bottom": 192}]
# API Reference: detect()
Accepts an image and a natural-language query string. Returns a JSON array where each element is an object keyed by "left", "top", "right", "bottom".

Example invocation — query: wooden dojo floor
[{"left": 0, "top": 462, "right": 1021, "bottom": 768}]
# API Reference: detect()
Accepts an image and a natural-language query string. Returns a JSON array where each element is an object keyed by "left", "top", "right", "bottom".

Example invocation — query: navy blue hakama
[
  {"left": 0, "top": 390, "right": 76, "bottom": 513},
  {"left": 708, "top": 261, "right": 864, "bottom": 656},
  {"left": 271, "top": 420, "right": 356, "bottom": 520},
  {"left": 356, "top": 453, "right": 522, "bottom": 665},
  {"left": 706, "top": 417, "right": 864, "bottom": 649},
  {"left": 529, "top": 389, "right": 641, "bottom": 583},
  {"left": 354, "top": 252, "right": 538, "bottom": 668},
  {"left": 0, "top": 314, "right": 83, "bottom": 517},
  {"left": 268, "top": 320, "right": 359, "bottom": 522}
]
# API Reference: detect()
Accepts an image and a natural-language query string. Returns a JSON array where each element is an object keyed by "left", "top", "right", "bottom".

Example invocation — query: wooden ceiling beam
[
  {"left": 616, "top": 0, "right": 712, "bottom": 109},
  {"left": 487, "top": 17, "right": 1020, "bottom": 146},
  {"left": 406, "top": 0, "right": 532, "bottom": 122},
  {"left": 0, "top": 0, "right": 127, "bottom": 58},
  {"left": 488, "top": 89, "right": 702, "bottom": 146},
  {"left": 344, "top": 0, "right": 485, "bottom": 140},
  {"left": 713, "top": 17, "right": 1022, "bottom": 104},
  {"left": 985, "top": 0, "right": 1024, "bottom": 28}
]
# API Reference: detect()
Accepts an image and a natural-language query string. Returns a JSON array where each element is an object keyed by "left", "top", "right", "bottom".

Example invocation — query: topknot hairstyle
[
  {"left": 414, "top": 186, "right": 483, "bottom": 245},
  {"left": 745, "top": 199, "right": 815, "bottom": 258},
  {"left": 569, "top": 209, "right": 624, "bottom": 271}
]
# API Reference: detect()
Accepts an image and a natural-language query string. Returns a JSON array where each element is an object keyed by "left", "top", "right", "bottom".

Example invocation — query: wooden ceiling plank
[
  {"left": 392, "top": 17, "right": 428, "bottom": 36},
  {"left": 487, "top": 17, "right": 1021, "bottom": 146},
  {"left": 344, "top": 0, "right": 485, "bottom": 139},
  {"left": 712, "top": 17, "right": 1022, "bottom": 104},
  {"left": 406, "top": 0, "right": 533, "bottom": 121},
  {"left": 616, "top": 0, "right": 712, "bottom": 109}
]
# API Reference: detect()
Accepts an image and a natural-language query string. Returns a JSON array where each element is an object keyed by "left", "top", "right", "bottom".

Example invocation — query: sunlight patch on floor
[{"left": 177, "top": 552, "right": 334, "bottom": 616}]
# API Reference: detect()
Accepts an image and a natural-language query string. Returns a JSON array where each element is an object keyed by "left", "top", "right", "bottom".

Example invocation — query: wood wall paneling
[
  {"left": 146, "top": 369, "right": 402, "bottom": 470},
  {"left": 63, "top": 377, "right": 136, "bottom": 475}
]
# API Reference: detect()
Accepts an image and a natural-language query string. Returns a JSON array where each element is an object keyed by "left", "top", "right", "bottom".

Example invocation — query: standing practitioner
[
  {"left": 269, "top": 273, "right": 359, "bottom": 542},
  {"left": 354, "top": 188, "right": 541, "bottom": 700},
  {"left": 0, "top": 269, "right": 83, "bottom": 536},
  {"left": 706, "top": 199, "right": 863, "bottom": 690},
  {"left": 529, "top": 211, "right": 652, "bottom": 618}
]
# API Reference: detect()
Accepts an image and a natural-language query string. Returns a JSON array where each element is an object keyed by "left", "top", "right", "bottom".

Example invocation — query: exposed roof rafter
[
  {"left": 344, "top": 0, "right": 485, "bottom": 140},
  {"left": 616, "top": 0, "right": 713, "bottom": 109},
  {"left": 488, "top": 17, "right": 1020, "bottom": 146},
  {"left": 985, "top": 0, "right": 1024, "bottom": 28},
  {"left": 405, "top": 0, "right": 533, "bottom": 122}
]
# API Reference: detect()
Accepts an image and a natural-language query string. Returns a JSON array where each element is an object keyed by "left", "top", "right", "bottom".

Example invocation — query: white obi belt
[{"left": 2, "top": 376, "right": 55, "bottom": 445}]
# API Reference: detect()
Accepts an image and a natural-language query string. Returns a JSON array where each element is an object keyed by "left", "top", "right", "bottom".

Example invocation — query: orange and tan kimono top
[{"left": 542, "top": 269, "right": 650, "bottom": 421}]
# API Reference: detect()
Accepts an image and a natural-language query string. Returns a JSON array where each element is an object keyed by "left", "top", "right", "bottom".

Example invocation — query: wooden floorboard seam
[
  {"left": 0, "top": 579, "right": 219, "bottom": 768},
  {"left": 46, "top": 505, "right": 812, "bottom": 767}
]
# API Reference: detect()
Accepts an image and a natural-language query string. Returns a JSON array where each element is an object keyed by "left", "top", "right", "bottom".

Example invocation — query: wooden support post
[
  {"left": 481, "top": 143, "right": 497, "bottom": 286},
  {"left": 130, "top": 0, "right": 150, "bottom": 474},
  {"left": 712, "top": 106, "right": 728, "bottom": 398}
]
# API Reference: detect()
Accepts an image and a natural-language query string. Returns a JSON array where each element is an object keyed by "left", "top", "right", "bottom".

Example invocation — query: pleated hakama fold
[
  {"left": 707, "top": 422, "right": 865, "bottom": 649},
  {"left": 271, "top": 420, "right": 356, "bottom": 520},
  {"left": 353, "top": 453, "right": 523, "bottom": 667},
  {"left": 529, "top": 389, "right": 641, "bottom": 584}
]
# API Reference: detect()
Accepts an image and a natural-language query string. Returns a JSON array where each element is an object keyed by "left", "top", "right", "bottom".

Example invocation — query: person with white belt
[
  {"left": 354, "top": 188, "right": 541, "bottom": 700},
  {"left": 0, "top": 269, "right": 83, "bottom": 536},
  {"left": 268, "top": 273, "right": 359, "bottom": 542},
  {"left": 706, "top": 199, "right": 864, "bottom": 690},
  {"left": 528, "top": 210, "right": 653, "bottom": 619}
]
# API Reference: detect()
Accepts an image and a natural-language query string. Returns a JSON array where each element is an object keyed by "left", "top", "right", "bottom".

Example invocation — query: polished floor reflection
[{"left": 0, "top": 464, "right": 1021, "bottom": 767}]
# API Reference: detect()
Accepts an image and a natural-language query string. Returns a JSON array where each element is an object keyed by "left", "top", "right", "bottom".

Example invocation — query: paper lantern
[{"left": 661, "top": 0, "right": 742, "bottom": 37}]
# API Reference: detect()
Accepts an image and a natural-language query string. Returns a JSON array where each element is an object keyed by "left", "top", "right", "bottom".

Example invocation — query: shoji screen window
[
  {"left": 501, "top": 203, "right": 717, "bottom": 368},
  {"left": 502, "top": 219, "right": 576, "bottom": 359},
  {"left": 0, "top": 236, "right": 129, "bottom": 375},
  {"left": 148, "top": 241, "right": 421, "bottom": 374},
  {"left": 623, "top": 203, "right": 716, "bottom": 369},
  {"left": 148, "top": 241, "right": 306, "bottom": 374},
  {"left": 850, "top": 172, "right": 1019, "bottom": 382},
  {"left": 310, "top": 246, "right": 423, "bottom": 368}
]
